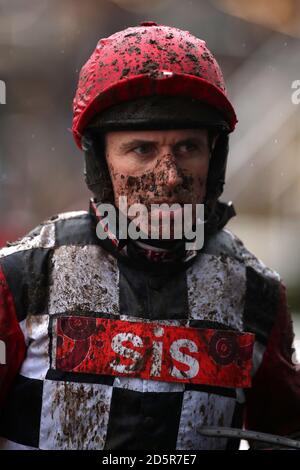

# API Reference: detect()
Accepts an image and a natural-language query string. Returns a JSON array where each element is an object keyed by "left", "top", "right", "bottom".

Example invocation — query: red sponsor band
[{"left": 54, "top": 316, "right": 254, "bottom": 388}]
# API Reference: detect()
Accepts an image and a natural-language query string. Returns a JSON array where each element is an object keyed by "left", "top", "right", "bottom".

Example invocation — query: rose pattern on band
[
  {"left": 53, "top": 316, "right": 255, "bottom": 388},
  {"left": 208, "top": 331, "right": 253, "bottom": 367},
  {"left": 56, "top": 316, "right": 97, "bottom": 370}
]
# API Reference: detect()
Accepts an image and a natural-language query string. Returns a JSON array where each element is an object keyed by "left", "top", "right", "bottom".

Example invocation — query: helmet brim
[{"left": 73, "top": 73, "right": 238, "bottom": 150}]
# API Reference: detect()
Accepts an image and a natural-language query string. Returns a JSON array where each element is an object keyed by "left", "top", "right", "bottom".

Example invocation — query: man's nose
[{"left": 161, "top": 153, "right": 183, "bottom": 188}]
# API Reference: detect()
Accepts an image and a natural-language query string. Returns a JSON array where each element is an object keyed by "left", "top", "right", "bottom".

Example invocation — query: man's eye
[
  {"left": 177, "top": 143, "right": 198, "bottom": 153},
  {"left": 132, "top": 144, "right": 154, "bottom": 155}
]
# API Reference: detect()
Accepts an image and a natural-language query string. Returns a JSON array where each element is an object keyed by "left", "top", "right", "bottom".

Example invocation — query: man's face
[{"left": 105, "top": 128, "right": 214, "bottom": 238}]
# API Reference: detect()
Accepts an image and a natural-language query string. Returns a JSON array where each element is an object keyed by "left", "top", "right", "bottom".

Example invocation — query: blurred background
[{"left": 0, "top": 1, "right": 299, "bottom": 353}]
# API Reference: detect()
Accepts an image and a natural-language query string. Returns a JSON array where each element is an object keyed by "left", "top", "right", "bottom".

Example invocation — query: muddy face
[{"left": 105, "top": 129, "right": 214, "bottom": 239}]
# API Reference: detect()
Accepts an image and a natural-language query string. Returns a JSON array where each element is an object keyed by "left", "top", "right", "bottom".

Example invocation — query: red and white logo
[{"left": 52, "top": 316, "right": 254, "bottom": 388}]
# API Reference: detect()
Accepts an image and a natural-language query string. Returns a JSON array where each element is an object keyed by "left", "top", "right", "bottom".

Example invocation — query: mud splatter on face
[
  {"left": 105, "top": 129, "right": 211, "bottom": 237},
  {"left": 107, "top": 152, "right": 207, "bottom": 210}
]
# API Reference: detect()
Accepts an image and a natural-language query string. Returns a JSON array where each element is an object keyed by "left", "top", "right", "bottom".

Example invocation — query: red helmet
[{"left": 72, "top": 21, "right": 237, "bottom": 150}]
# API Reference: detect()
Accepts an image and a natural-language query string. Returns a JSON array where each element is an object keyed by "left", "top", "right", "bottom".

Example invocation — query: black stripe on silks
[
  {"left": 0, "top": 248, "right": 53, "bottom": 322},
  {"left": 46, "top": 369, "right": 114, "bottom": 386},
  {"left": 0, "top": 254, "right": 25, "bottom": 322},
  {"left": 243, "top": 266, "right": 280, "bottom": 345},
  {"left": 118, "top": 259, "right": 189, "bottom": 320},
  {"left": 225, "top": 402, "right": 244, "bottom": 450},
  {"left": 0, "top": 374, "right": 43, "bottom": 448},
  {"left": 104, "top": 388, "right": 183, "bottom": 450},
  {"left": 55, "top": 214, "right": 100, "bottom": 247},
  {"left": 184, "top": 383, "right": 236, "bottom": 398},
  {"left": 188, "top": 319, "right": 238, "bottom": 331}
]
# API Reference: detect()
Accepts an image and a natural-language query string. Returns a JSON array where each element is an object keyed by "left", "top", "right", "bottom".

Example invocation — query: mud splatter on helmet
[{"left": 72, "top": 21, "right": 237, "bottom": 214}]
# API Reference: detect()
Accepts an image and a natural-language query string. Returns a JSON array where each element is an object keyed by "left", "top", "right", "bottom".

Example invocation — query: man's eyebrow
[
  {"left": 175, "top": 136, "right": 206, "bottom": 145},
  {"left": 118, "top": 139, "right": 157, "bottom": 152},
  {"left": 173, "top": 136, "right": 207, "bottom": 150},
  {"left": 118, "top": 135, "right": 206, "bottom": 153}
]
